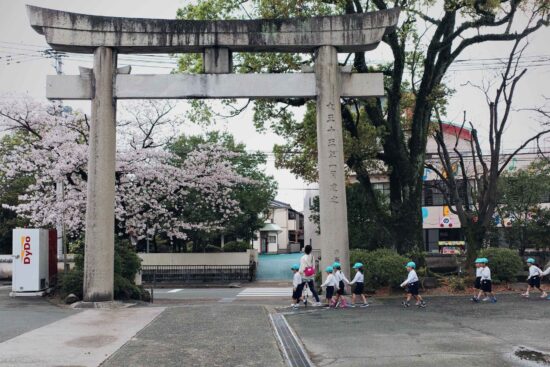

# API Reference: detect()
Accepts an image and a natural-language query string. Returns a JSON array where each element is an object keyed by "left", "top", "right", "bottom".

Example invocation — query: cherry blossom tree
[{"left": 0, "top": 97, "right": 251, "bottom": 242}]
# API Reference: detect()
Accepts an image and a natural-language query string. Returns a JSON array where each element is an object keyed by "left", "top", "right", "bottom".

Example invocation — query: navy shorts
[
  {"left": 474, "top": 277, "right": 481, "bottom": 289},
  {"left": 406, "top": 281, "right": 419, "bottom": 296},
  {"left": 337, "top": 280, "right": 345, "bottom": 295},
  {"left": 481, "top": 279, "right": 492, "bottom": 292},
  {"left": 292, "top": 283, "right": 304, "bottom": 300},
  {"left": 326, "top": 286, "right": 335, "bottom": 299},
  {"left": 353, "top": 282, "right": 364, "bottom": 295},
  {"left": 529, "top": 276, "right": 541, "bottom": 288}
]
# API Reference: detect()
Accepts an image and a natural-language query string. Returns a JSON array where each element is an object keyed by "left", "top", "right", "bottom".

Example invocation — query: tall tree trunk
[{"left": 463, "top": 221, "right": 487, "bottom": 267}]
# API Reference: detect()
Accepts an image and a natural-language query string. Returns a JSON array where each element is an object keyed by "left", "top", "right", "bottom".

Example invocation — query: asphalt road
[{"left": 286, "top": 294, "right": 550, "bottom": 367}]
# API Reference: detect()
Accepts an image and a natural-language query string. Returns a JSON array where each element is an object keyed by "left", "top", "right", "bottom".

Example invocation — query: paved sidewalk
[
  {"left": 0, "top": 286, "right": 77, "bottom": 343},
  {"left": 0, "top": 306, "right": 164, "bottom": 367},
  {"left": 103, "top": 304, "right": 286, "bottom": 367},
  {"left": 286, "top": 294, "right": 550, "bottom": 367}
]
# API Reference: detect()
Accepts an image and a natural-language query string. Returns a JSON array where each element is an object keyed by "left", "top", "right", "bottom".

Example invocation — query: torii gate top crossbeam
[{"left": 27, "top": 5, "right": 399, "bottom": 54}]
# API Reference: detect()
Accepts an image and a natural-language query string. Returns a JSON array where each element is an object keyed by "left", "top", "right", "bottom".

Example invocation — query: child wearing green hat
[
  {"left": 291, "top": 264, "right": 304, "bottom": 309},
  {"left": 332, "top": 262, "right": 350, "bottom": 308},
  {"left": 478, "top": 258, "right": 497, "bottom": 303},
  {"left": 320, "top": 266, "right": 338, "bottom": 307},
  {"left": 471, "top": 258, "right": 483, "bottom": 302},
  {"left": 521, "top": 258, "right": 547, "bottom": 298},
  {"left": 400, "top": 261, "right": 426, "bottom": 308},
  {"left": 349, "top": 262, "right": 369, "bottom": 307}
]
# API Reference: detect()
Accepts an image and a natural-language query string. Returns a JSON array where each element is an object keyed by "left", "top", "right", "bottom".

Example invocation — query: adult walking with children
[{"left": 299, "top": 245, "right": 322, "bottom": 306}]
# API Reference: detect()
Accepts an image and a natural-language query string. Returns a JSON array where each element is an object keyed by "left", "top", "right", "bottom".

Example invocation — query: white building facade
[{"left": 252, "top": 200, "right": 304, "bottom": 254}]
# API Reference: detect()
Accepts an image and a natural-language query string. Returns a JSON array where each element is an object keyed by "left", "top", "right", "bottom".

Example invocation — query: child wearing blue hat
[
  {"left": 349, "top": 262, "right": 369, "bottom": 307},
  {"left": 291, "top": 264, "right": 304, "bottom": 308},
  {"left": 478, "top": 258, "right": 497, "bottom": 303},
  {"left": 471, "top": 258, "right": 483, "bottom": 302},
  {"left": 320, "top": 266, "right": 338, "bottom": 307},
  {"left": 400, "top": 261, "right": 426, "bottom": 308},
  {"left": 521, "top": 258, "right": 547, "bottom": 298}
]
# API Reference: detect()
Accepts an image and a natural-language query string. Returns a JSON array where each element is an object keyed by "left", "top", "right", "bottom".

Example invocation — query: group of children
[
  {"left": 471, "top": 257, "right": 498, "bottom": 303},
  {"left": 292, "top": 260, "right": 424, "bottom": 308},
  {"left": 291, "top": 256, "right": 550, "bottom": 309},
  {"left": 471, "top": 257, "right": 550, "bottom": 302}
]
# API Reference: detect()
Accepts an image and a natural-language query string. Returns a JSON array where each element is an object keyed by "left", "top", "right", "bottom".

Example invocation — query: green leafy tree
[
  {"left": 497, "top": 160, "right": 550, "bottom": 255},
  {"left": 167, "top": 131, "right": 277, "bottom": 251},
  {"left": 308, "top": 183, "right": 393, "bottom": 249},
  {"left": 176, "top": 0, "right": 549, "bottom": 254},
  {"left": 0, "top": 134, "right": 32, "bottom": 253}
]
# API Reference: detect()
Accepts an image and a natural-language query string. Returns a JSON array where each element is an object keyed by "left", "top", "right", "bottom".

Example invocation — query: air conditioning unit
[{"left": 11, "top": 228, "right": 57, "bottom": 296}]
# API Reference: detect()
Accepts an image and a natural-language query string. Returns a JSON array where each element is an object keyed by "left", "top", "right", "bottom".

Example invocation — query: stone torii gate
[{"left": 27, "top": 5, "right": 399, "bottom": 302}]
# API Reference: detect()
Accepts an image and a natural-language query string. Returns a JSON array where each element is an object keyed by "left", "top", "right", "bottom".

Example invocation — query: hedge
[
  {"left": 350, "top": 248, "right": 408, "bottom": 289},
  {"left": 478, "top": 247, "right": 523, "bottom": 283}
]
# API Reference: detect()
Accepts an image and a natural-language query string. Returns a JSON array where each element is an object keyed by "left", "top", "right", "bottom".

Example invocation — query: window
[
  {"left": 373, "top": 182, "right": 390, "bottom": 197},
  {"left": 422, "top": 181, "right": 446, "bottom": 206},
  {"left": 424, "top": 229, "right": 439, "bottom": 253},
  {"left": 439, "top": 228, "right": 463, "bottom": 241},
  {"left": 288, "top": 211, "right": 296, "bottom": 220},
  {"left": 268, "top": 235, "right": 277, "bottom": 243},
  {"left": 422, "top": 180, "right": 470, "bottom": 206}
]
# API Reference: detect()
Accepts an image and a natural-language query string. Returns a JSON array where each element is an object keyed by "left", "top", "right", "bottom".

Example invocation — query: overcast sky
[{"left": 1, "top": 0, "right": 549, "bottom": 211}]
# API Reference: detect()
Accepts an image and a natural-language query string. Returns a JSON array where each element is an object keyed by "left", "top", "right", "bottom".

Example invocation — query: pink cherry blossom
[{"left": 0, "top": 97, "right": 254, "bottom": 242}]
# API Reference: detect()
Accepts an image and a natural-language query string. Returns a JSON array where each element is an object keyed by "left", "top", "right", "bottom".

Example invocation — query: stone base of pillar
[{"left": 70, "top": 301, "right": 136, "bottom": 309}]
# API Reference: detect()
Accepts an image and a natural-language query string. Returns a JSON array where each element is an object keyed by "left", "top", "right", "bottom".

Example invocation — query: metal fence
[{"left": 142, "top": 263, "right": 256, "bottom": 284}]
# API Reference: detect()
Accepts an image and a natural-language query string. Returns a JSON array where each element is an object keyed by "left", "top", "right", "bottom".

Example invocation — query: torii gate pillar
[
  {"left": 83, "top": 46, "right": 117, "bottom": 302},
  {"left": 315, "top": 46, "right": 349, "bottom": 277}
]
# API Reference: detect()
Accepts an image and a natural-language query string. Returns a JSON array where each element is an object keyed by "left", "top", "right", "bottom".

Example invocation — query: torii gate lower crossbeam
[{"left": 28, "top": 5, "right": 399, "bottom": 303}]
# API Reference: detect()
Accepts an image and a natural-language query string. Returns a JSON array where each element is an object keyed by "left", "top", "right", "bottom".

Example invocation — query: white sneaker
[
  {"left": 541, "top": 292, "right": 548, "bottom": 298},
  {"left": 482, "top": 297, "right": 490, "bottom": 302},
  {"left": 312, "top": 302, "right": 322, "bottom": 307},
  {"left": 521, "top": 293, "right": 529, "bottom": 298}
]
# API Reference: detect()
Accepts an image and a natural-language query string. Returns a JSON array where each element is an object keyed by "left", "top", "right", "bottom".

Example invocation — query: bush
[
  {"left": 445, "top": 276, "right": 466, "bottom": 292},
  {"left": 406, "top": 250, "right": 427, "bottom": 270},
  {"left": 60, "top": 268, "right": 84, "bottom": 299},
  {"left": 223, "top": 241, "right": 251, "bottom": 252},
  {"left": 478, "top": 247, "right": 523, "bottom": 283},
  {"left": 350, "top": 249, "right": 408, "bottom": 289},
  {"left": 60, "top": 237, "right": 145, "bottom": 300}
]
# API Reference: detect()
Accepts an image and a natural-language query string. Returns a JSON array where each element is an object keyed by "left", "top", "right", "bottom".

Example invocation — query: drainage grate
[{"left": 270, "top": 313, "right": 314, "bottom": 367}]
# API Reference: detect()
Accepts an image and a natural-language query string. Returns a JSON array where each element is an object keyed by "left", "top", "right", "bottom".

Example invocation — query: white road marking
[
  {"left": 237, "top": 287, "right": 313, "bottom": 297},
  {"left": 167, "top": 288, "right": 183, "bottom": 293}
]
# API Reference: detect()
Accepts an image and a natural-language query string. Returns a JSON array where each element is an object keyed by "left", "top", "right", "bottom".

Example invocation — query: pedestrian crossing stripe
[
  {"left": 237, "top": 288, "right": 314, "bottom": 297},
  {"left": 167, "top": 289, "right": 183, "bottom": 293}
]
